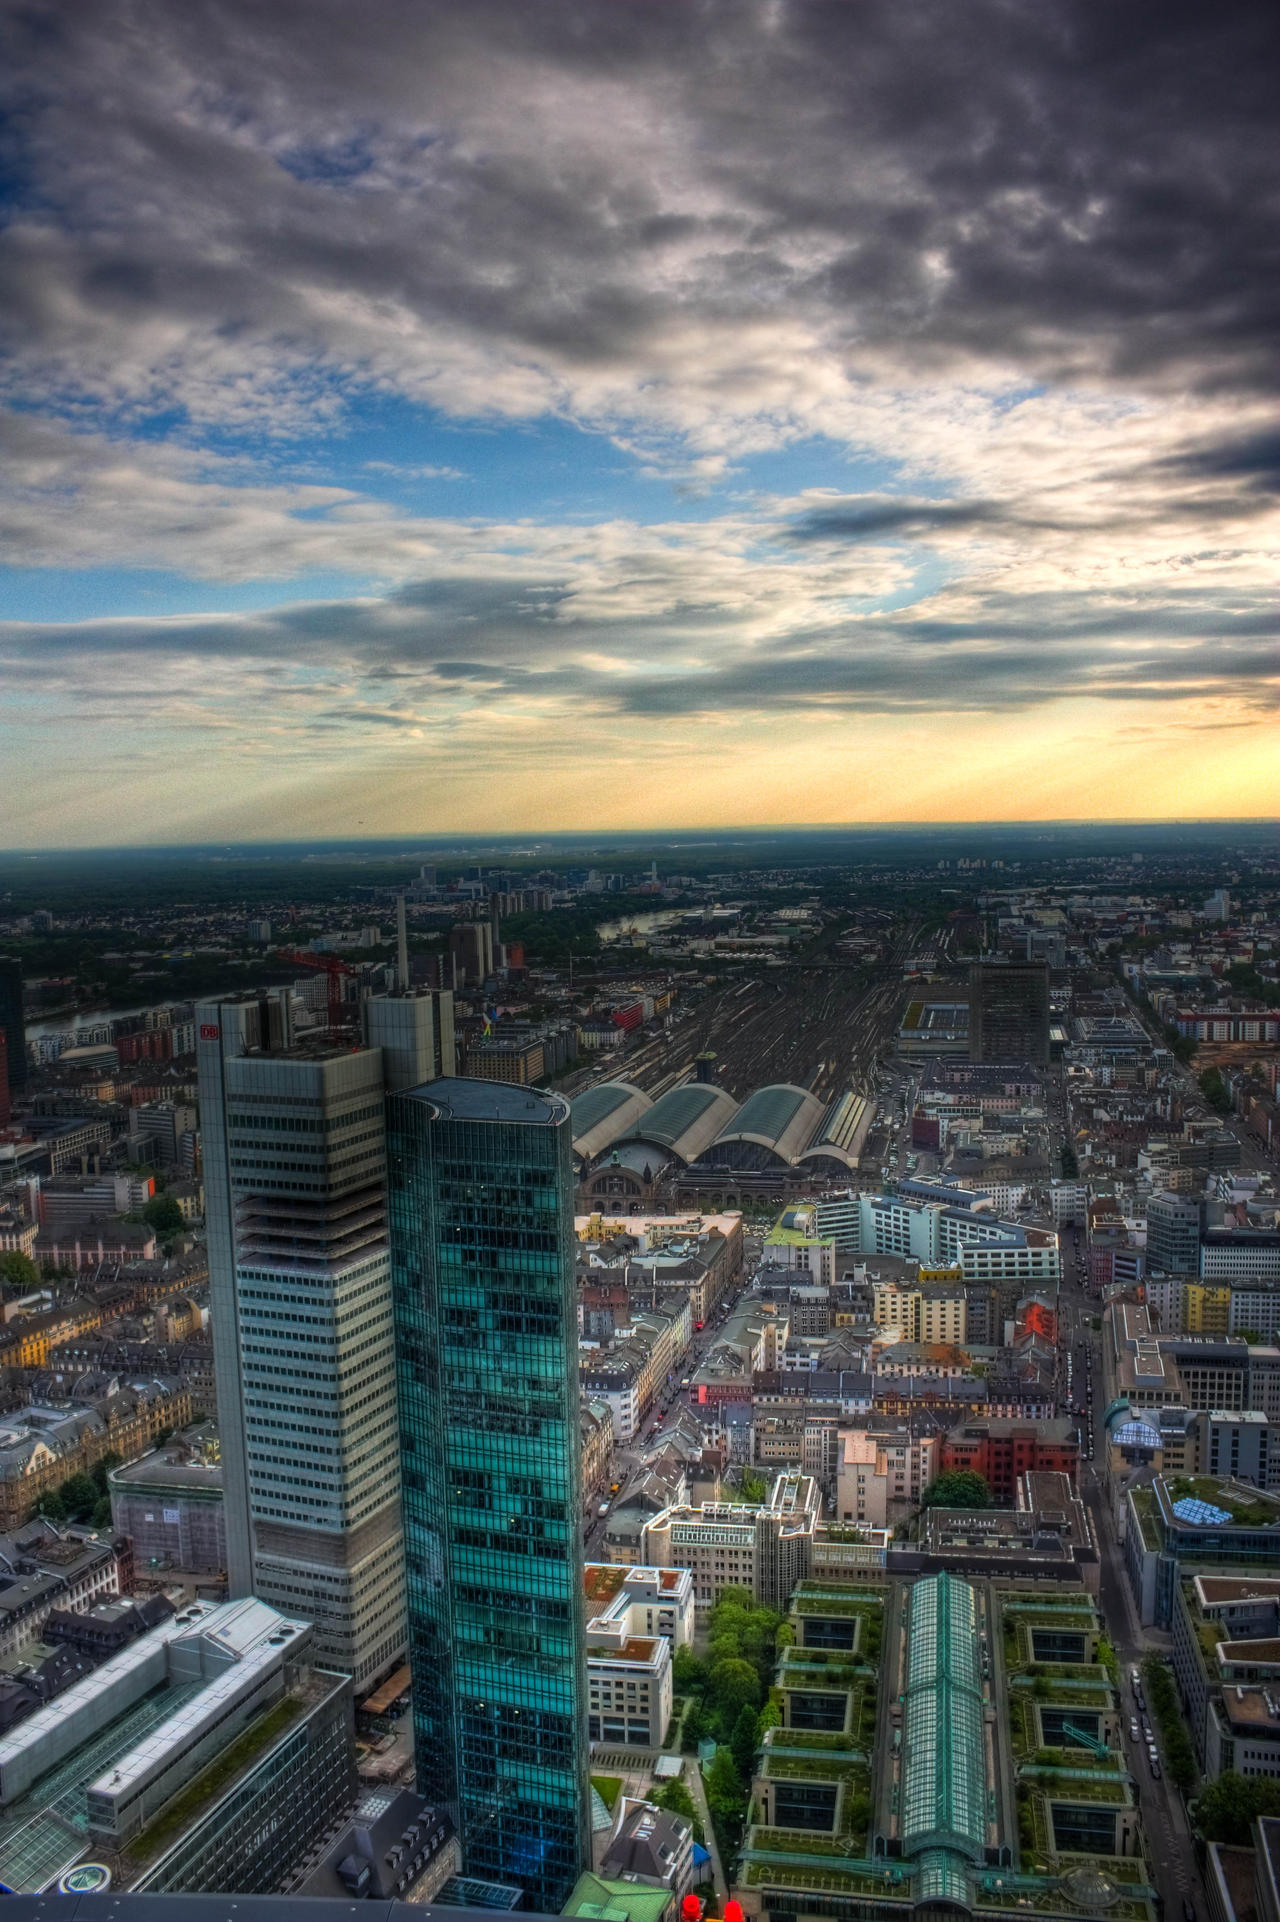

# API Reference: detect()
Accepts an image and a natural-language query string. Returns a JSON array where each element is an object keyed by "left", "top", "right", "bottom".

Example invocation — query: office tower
[
  {"left": 968, "top": 960, "right": 1050, "bottom": 1066},
  {"left": 1147, "top": 1191, "right": 1203, "bottom": 1276},
  {"left": 0, "top": 957, "right": 26, "bottom": 1098},
  {"left": 449, "top": 920, "right": 494, "bottom": 988},
  {"left": 387, "top": 1079, "right": 589, "bottom": 1911},
  {"left": 198, "top": 987, "right": 453, "bottom": 1684}
]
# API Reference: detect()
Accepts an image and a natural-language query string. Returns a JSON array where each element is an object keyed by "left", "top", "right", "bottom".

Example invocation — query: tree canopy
[
  {"left": 143, "top": 1193, "right": 186, "bottom": 1239},
  {"left": 0, "top": 1250, "right": 41, "bottom": 1291},
  {"left": 921, "top": 1469, "right": 991, "bottom": 1510},
  {"left": 1196, "top": 1772, "right": 1280, "bottom": 1845}
]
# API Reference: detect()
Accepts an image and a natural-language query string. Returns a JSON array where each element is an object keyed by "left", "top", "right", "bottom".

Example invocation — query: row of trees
[
  {"left": 674, "top": 1587, "right": 790, "bottom": 1857},
  {"left": 1198, "top": 1065, "right": 1233, "bottom": 1116},
  {"left": 1142, "top": 1656, "right": 1196, "bottom": 1790}
]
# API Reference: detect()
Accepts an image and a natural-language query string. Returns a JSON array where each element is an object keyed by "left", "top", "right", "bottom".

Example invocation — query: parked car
[{"left": 1129, "top": 1719, "right": 1140, "bottom": 1740}]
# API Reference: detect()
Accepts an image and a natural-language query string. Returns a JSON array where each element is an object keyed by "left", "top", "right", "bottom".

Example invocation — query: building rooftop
[
  {"left": 404, "top": 1076, "right": 568, "bottom": 1126},
  {"left": 1196, "top": 1576, "right": 1280, "bottom": 1607},
  {"left": 709, "top": 1083, "right": 825, "bottom": 1163},
  {"left": 626, "top": 1083, "right": 739, "bottom": 1163},
  {"left": 570, "top": 1083, "right": 653, "bottom": 1160},
  {"left": 900, "top": 1572, "right": 986, "bottom": 1862},
  {"left": 563, "top": 1873, "right": 672, "bottom": 1922}
]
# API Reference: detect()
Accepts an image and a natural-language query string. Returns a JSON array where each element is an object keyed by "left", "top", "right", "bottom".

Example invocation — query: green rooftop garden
[
  {"left": 765, "top": 1728, "right": 860, "bottom": 1751},
  {"left": 1165, "top": 1476, "right": 1280, "bottom": 1530},
  {"left": 1039, "top": 1775, "right": 1130, "bottom": 1804},
  {"left": 1130, "top": 1486, "right": 1162, "bottom": 1552},
  {"left": 124, "top": 1694, "right": 302, "bottom": 1868},
  {"left": 760, "top": 1754, "right": 855, "bottom": 1781},
  {"left": 747, "top": 1829, "right": 864, "bottom": 1857}
]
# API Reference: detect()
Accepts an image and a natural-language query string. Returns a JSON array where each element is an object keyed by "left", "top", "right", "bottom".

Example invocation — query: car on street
[
  {"left": 1143, "top": 1720, "right": 1154, "bottom": 1741},
  {"left": 1129, "top": 1719, "right": 1140, "bottom": 1740}
]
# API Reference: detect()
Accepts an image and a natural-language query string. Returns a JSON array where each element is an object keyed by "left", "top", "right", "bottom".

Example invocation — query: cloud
[
  {"left": 1, "top": 0, "right": 1277, "bottom": 456},
  {"left": 1, "top": 0, "right": 1278, "bottom": 838}
]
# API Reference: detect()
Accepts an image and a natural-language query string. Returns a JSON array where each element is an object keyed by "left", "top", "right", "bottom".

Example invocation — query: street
[{"left": 1056, "top": 1245, "right": 1205, "bottom": 1921}]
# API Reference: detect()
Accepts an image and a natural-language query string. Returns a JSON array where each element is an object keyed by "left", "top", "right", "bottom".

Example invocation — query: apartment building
[
  {"left": 586, "top": 1630, "right": 671, "bottom": 1750},
  {"left": 584, "top": 1563, "right": 695, "bottom": 1648},
  {"left": 641, "top": 1472, "right": 821, "bottom": 1610},
  {"left": 835, "top": 1428, "right": 938, "bottom": 1523}
]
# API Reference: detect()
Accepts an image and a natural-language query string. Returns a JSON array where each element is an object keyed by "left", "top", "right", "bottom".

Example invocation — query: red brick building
[{"left": 940, "top": 1418, "right": 1079, "bottom": 1502}]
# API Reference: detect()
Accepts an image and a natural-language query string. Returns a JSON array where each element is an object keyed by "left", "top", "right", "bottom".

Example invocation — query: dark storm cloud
[
  {"left": 1, "top": 0, "right": 1277, "bottom": 424},
  {"left": 1159, "top": 430, "right": 1280, "bottom": 491},
  {"left": 788, "top": 499, "right": 1009, "bottom": 541}
]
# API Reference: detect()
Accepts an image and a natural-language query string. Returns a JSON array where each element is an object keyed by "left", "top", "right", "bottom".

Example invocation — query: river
[{"left": 596, "top": 909, "right": 703, "bottom": 944}]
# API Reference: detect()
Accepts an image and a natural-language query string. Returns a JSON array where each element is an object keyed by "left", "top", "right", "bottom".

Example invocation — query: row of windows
[{"left": 228, "top": 1102, "right": 382, "bottom": 1132}]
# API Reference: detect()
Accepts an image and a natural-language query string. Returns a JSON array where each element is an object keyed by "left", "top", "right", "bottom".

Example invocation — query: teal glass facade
[{"left": 387, "top": 1079, "right": 589, "bottom": 1913}]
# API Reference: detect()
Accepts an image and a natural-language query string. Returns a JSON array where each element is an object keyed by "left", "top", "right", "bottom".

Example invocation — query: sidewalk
[{"left": 684, "top": 1756, "right": 728, "bottom": 1904}]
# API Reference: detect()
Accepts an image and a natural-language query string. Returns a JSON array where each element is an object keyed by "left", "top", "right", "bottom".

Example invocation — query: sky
[{"left": 1, "top": 0, "right": 1277, "bottom": 847}]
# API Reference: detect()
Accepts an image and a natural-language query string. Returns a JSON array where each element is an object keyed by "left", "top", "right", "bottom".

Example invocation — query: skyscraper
[
  {"left": 198, "top": 987, "right": 454, "bottom": 1685},
  {"left": 968, "top": 960, "right": 1051, "bottom": 1066},
  {"left": 1147, "top": 1191, "right": 1204, "bottom": 1276},
  {"left": 387, "top": 1078, "right": 589, "bottom": 1911},
  {"left": 0, "top": 957, "right": 26, "bottom": 1099}
]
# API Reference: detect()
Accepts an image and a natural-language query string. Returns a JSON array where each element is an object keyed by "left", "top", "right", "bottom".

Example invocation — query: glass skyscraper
[{"left": 387, "top": 1078, "right": 589, "bottom": 1912}]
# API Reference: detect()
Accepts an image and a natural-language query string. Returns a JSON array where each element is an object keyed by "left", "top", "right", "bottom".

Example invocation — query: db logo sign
[{"left": 199, "top": 1023, "right": 221, "bottom": 1040}]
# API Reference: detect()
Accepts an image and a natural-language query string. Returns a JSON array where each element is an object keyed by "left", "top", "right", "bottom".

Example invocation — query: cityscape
[
  {"left": 2, "top": 7, "right": 1278, "bottom": 1922},
  {"left": 0, "top": 826, "right": 1277, "bottom": 1922}
]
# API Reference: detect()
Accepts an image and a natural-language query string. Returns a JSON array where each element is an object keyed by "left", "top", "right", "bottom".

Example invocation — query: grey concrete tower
[{"left": 198, "top": 986, "right": 452, "bottom": 1684}]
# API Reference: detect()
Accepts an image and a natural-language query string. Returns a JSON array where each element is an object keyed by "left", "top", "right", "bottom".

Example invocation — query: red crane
[{"left": 276, "top": 949, "right": 358, "bottom": 1030}]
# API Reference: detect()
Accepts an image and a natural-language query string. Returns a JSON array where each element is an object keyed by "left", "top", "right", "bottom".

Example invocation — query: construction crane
[{"left": 276, "top": 949, "right": 359, "bottom": 1030}]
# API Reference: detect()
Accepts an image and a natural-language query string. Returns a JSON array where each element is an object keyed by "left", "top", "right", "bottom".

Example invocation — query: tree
[
  {"left": 1060, "top": 1146, "right": 1079, "bottom": 1180},
  {"left": 90, "top": 1451, "right": 122, "bottom": 1497},
  {"left": 1196, "top": 1772, "right": 1280, "bottom": 1845},
  {"left": 708, "top": 1656, "right": 761, "bottom": 1723},
  {"left": 0, "top": 1250, "right": 40, "bottom": 1291},
  {"left": 653, "top": 1778, "right": 703, "bottom": 1843},
  {"left": 706, "top": 1587, "right": 784, "bottom": 1689},
  {"left": 1199, "top": 1067, "right": 1233, "bottom": 1116},
  {"left": 704, "top": 1745, "right": 747, "bottom": 1854},
  {"left": 59, "top": 1472, "right": 99, "bottom": 1522},
  {"left": 673, "top": 1643, "right": 707, "bottom": 1694},
  {"left": 921, "top": 1469, "right": 991, "bottom": 1510},
  {"left": 736, "top": 1469, "right": 768, "bottom": 1503},
  {"left": 731, "top": 1703, "right": 761, "bottom": 1778},
  {"left": 143, "top": 1194, "right": 185, "bottom": 1239}
]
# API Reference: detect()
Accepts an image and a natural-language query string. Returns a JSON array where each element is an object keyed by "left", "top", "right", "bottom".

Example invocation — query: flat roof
[
  {"left": 402, "top": 1076, "right": 568, "bottom": 1126},
  {"left": 1197, "top": 1576, "right": 1280, "bottom": 1606}
]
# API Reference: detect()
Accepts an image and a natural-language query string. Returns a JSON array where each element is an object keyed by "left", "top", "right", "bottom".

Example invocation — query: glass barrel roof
[{"left": 900, "top": 1571, "right": 988, "bottom": 1863}]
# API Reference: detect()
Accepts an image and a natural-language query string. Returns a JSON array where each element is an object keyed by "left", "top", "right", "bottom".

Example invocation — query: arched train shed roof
[
  {"left": 622, "top": 1082, "right": 741, "bottom": 1166},
  {"left": 796, "top": 1090, "right": 874, "bottom": 1172},
  {"left": 701, "top": 1083, "right": 825, "bottom": 1169},
  {"left": 571, "top": 1081, "right": 653, "bottom": 1161}
]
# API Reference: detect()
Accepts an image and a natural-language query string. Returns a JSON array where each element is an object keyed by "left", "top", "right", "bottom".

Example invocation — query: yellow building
[{"left": 1184, "top": 1281, "right": 1231, "bottom": 1336}]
